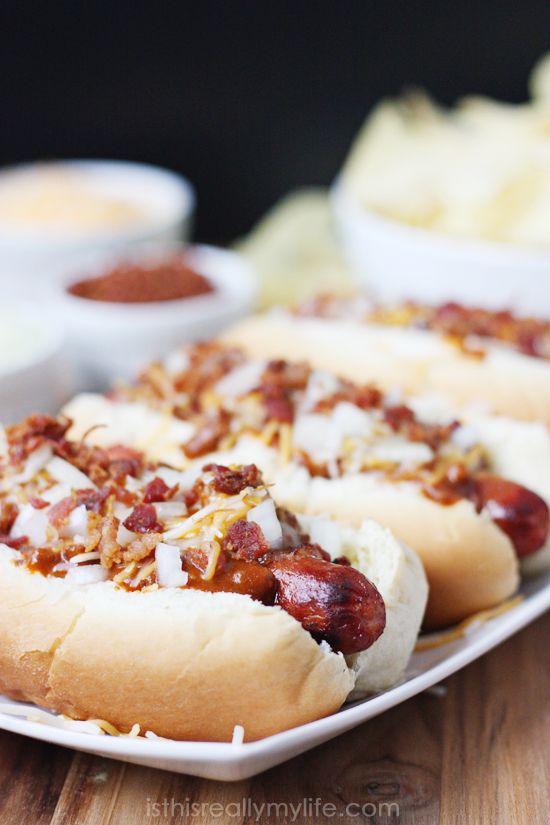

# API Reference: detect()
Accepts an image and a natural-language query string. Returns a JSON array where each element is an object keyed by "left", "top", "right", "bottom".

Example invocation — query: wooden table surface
[{"left": 1, "top": 612, "right": 549, "bottom": 825}]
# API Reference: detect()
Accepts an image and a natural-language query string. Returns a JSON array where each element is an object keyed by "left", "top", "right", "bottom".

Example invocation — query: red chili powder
[{"left": 67, "top": 255, "right": 215, "bottom": 303}]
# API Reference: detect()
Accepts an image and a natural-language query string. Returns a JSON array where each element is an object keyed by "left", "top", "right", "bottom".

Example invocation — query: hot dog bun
[
  {"left": 64, "top": 395, "right": 522, "bottom": 628},
  {"left": 0, "top": 548, "right": 352, "bottom": 741},
  {"left": 223, "top": 313, "right": 550, "bottom": 425},
  {"left": 0, "top": 510, "right": 427, "bottom": 740}
]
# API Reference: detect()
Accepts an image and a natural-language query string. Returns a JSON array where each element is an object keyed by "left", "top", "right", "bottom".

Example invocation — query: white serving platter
[{"left": 1, "top": 572, "right": 549, "bottom": 782}]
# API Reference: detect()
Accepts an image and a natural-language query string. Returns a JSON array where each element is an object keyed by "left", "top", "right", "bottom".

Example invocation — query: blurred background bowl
[
  {"left": 0, "top": 160, "right": 195, "bottom": 300},
  {"left": 50, "top": 243, "right": 257, "bottom": 390},
  {"left": 331, "top": 181, "right": 550, "bottom": 313},
  {"left": 0, "top": 303, "right": 75, "bottom": 423}
]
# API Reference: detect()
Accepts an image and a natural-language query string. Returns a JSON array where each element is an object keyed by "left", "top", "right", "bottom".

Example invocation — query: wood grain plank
[
  {"left": 48, "top": 752, "right": 127, "bottom": 825},
  {"left": 440, "top": 611, "right": 550, "bottom": 825},
  {"left": 0, "top": 730, "right": 71, "bottom": 825}
]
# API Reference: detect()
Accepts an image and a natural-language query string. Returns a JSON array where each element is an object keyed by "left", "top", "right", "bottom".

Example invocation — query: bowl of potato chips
[{"left": 332, "top": 53, "right": 550, "bottom": 312}]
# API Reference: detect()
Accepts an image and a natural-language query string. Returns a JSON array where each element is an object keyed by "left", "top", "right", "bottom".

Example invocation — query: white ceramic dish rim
[
  {"left": 0, "top": 572, "right": 548, "bottom": 781},
  {"left": 331, "top": 179, "right": 550, "bottom": 267},
  {"left": 54, "top": 243, "right": 257, "bottom": 323},
  {"left": 0, "top": 159, "right": 195, "bottom": 245}
]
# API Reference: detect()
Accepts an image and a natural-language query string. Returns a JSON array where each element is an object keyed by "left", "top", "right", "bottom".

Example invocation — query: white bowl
[
  {"left": 0, "top": 304, "right": 76, "bottom": 424},
  {"left": 50, "top": 244, "right": 257, "bottom": 390},
  {"left": 0, "top": 160, "right": 195, "bottom": 299},
  {"left": 331, "top": 181, "right": 550, "bottom": 313}
]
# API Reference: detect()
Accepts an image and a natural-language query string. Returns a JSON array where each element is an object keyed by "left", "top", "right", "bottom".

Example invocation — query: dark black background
[{"left": 0, "top": 1, "right": 548, "bottom": 242}]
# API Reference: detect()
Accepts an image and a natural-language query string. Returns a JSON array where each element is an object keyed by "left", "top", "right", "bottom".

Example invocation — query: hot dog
[
  {"left": 223, "top": 298, "right": 550, "bottom": 425},
  {"left": 0, "top": 414, "right": 427, "bottom": 740},
  {"left": 64, "top": 342, "right": 550, "bottom": 627}
]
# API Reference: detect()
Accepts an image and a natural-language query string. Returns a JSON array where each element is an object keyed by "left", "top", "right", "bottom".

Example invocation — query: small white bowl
[
  {"left": 0, "top": 304, "right": 76, "bottom": 423},
  {"left": 0, "top": 160, "right": 195, "bottom": 299},
  {"left": 50, "top": 244, "right": 257, "bottom": 390},
  {"left": 331, "top": 181, "right": 550, "bottom": 313}
]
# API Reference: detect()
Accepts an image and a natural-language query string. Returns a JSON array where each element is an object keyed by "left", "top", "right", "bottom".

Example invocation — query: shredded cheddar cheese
[
  {"left": 131, "top": 560, "right": 156, "bottom": 586},
  {"left": 278, "top": 423, "right": 293, "bottom": 464},
  {"left": 113, "top": 561, "right": 137, "bottom": 583},
  {"left": 415, "top": 596, "right": 523, "bottom": 652},
  {"left": 260, "top": 419, "right": 279, "bottom": 446}
]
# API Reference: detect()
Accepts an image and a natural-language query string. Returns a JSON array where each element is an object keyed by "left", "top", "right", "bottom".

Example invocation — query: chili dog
[
  {"left": 223, "top": 298, "right": 550, "bottom": 425},
  {"left": 0, "top": 414, "right": 427, "bottom": 740},
  {"left": 64, "top": 343, "right": 550, "bottom": 628}
]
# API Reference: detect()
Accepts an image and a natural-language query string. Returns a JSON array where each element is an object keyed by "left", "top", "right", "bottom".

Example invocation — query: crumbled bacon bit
[
  {"left": 276, "top": 507, "right": 309, "bottom": 548},
  {"left": 261, "top": 360, "right": 310, "bottom": 391},
  {"left": 183, "top": 478, "right": 205, "bottom": 511},
  {"left": 257, "top": 360, "right": 310, "bottom": 423},
  {"left": 103, "top": 445, "right": 144, "bottom": 482},
  {"left": 173, "top": 344, "right": 244, "bottom": 398},
  {"left": 75, "top": 487, "right": 111, "bottom": 513},
  {"left": 142, "top": 476, "right": 171, "bottom": 503},
  {"left": 205, "top": 463, "right": 263, "bottom": 495},
  {"left": 0, "top": 500, "right": 19, "bottom": 533},
  {"left": 124, "top": 504, "right": 163, "bottom": 534},
  {"left": 290, "top": 543, "right": 331, "bottom": 562},
  {"left": 182, "top": 410, "right": 230, "bottom": 458},
  {"left": 122, "top": 533, "right": 160, "bottom": 564},
  {"left": 29, "top": 496, "right": 49, "bottom": 510},
  {"left": 260, "top": 386, "right": 294, "bottom": 423},
  {"left": 296, "top": 451, "right": 331, "bottom": 479},
  {"left": 131, "top": 343, "right": 244, "bottom": 413},
  {"left": 48, "top": 496, "right": 77, "bottom": 528},
  {"left": 314, "top": 384, "right": 382, "bottom": 413},
  {"left": 97, "top": 516, "right": 121, "bottom": 568},
  {"left": 384, "top": 404, "right": 416, "bottom": 431},
  {"left": 0, "top": 534, "right": 27, "bottom": 549},
  {"left": 406, "top": 420, "right": 460, "bottom": 451},
  {"left": 52, "top": 439, "right": 145, "bottom": 487},
  {"left": 333, "top": 555, "right": 351, "bottom": 566},
  {"left": 222, "top": 519, "right": 269, "bottom": 561},
  {"left": 183, "top": 545, "right": 215, "bottom": 575},
  {"left": 112, "top": 485, "right": 136, "bottom": 506},
  {"left": 6, "top": 414, "right": 71, "bottom": 464}
]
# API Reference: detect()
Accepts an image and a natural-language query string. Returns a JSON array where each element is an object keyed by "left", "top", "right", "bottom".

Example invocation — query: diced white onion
[
  {"left": 164, "top": 347, "right": 190, "bottom": 375},
  {"left": 124, "top": 476, "right": 142, "bottom": 493},
  {"left": 116, "top": 524, "right": 136, "bottom": 547},
  {"left": 155, "top": 543, "right": 188, "bottom": 587},
  {"left": 155, "top": 502, "right": 187, "bottom": 519},
  {"left": 301, "top": 370, "right": 340, "bottom": 412},
  {"left": 331, "top": 402, "right": 373, "bottom": 439},
  {"left": 11, "top": 504, "right": 49, "bottom": 545},
  {"left": 61, "top": 504, "right": 88, "bottom": 539},
  {"left": 307, "top": 516, "right": 342, "bottom": 558},
  {"left": 383, "top": 386, "right": 403, "bottom": 407},
  {"left": 65, "top": 565, "right": 108, "bottom": 585},
  {"left": 451, "top": 424, "right": 479, "bottom": 452},
  {"left": 292, "top": 413, "right": 340, "bottom": 463},
  {"left": 15, "top": 444, "right": 53, "bottom": 483},
  {"left": 157, "top": 465, "right": 200, "bottom": 490},
  {"left": 215, "top": 360, "right": 265, "bottom": 399},
  {"left": 41, "top": 483, "right": 71, "bottom": 505},
  {"left": 370, "top": 439, "right": 434, "bottom": 466},
  {"left": 46, "top": 457, "right": 96, "bottom": 490},
  {"left": 247, "top": 499, "right": 283, "bottom": 549},
  {"left": 113, "top": 502, "right": 132, "bottom": 522}
]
